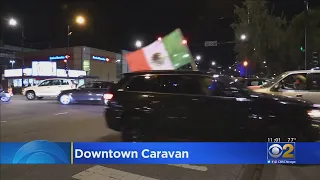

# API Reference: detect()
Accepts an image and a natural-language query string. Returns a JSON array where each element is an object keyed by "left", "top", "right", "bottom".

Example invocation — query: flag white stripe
[{"left": 142, "top": 41, "right": 175, "bottom": 70}]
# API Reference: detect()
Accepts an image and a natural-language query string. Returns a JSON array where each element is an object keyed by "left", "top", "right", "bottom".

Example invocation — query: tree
[
  {"left": 286, "top": 8, "right": 320, "bottom": 69},
  {"left": 231, "top": 0, "right": 287, "bottom": 75}
]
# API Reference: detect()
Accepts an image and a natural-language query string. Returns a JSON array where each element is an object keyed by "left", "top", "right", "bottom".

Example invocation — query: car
[
  {"left": 58, "top": 81, "right": 114, "bottom": 105},
  {"left": 23, "top": 78, "right": 77, "bottom": 100},
  {"left": 104, "top": 70, "right": 320, "bottom": 142},
  {"left": 253, "top": 69, "right": 320, "bottom": 104}
]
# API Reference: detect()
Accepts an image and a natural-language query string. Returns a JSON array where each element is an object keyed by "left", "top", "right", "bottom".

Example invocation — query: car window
[
  {"left": 52, "top": 80, "right": 61, "bottom": 86},
  {"left": 61, "top": 80, "right": 69, "bottom": 85},
  {"left": 309, "top": 73, "right": 320, "bottom": 91},
  {"left": 211, "top": 76, "right": 249, "bottom": 97},
  {"left": 92, "top": 82, "right": 111, "bottom": 89},
  {"left": 125, "top": 75, "right": 160, "bottom": 92},
  {"left": 39, "top": 80, "right": 52, "bottom": 86},
  {"left": 158, "top": 75, "right": 211, "bottom": 95},
  {"left": 280, "top": 73, "right": 307, "bottom": 90}
]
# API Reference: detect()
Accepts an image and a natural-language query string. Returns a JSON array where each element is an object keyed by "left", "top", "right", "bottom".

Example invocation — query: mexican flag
[{"left": 125, "top": 29, "right": 195, "bottom": 71}]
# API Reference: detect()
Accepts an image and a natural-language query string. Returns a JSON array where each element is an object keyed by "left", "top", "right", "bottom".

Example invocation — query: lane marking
[
  {"left": 54, "top": 112, "right": 68, "bottom": 115},
  {"left": 72, "top": 165, "right": 159, "bottom": 180},
  {"left": 0, "top": 121, "right": 7, "bottom": 123},
  {"left": 168, "top": 164, "right": 208, "bottom": 171}
]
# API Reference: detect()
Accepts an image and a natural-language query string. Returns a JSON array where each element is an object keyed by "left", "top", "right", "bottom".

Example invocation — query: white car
[{"left": 23, "top": 78, "right": 77, "bottom": 100}]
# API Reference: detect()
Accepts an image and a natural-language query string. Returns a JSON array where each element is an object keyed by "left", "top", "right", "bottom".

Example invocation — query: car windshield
[{"left": 261, "top": 72, "right": 289, "bottom": 88}]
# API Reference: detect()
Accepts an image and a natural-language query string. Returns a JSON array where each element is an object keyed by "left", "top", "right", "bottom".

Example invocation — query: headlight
[{"left": 308, "top": 109, "right": 320, "bottom": 118}]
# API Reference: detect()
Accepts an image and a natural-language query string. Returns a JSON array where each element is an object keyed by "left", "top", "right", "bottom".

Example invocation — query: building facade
[{"left": 18, "top": 46, "right": 124, "bottom": 82}]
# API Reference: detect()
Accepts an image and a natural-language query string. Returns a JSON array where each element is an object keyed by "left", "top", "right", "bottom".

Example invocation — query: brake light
[{"left": 104, "top": 93, "right": 113, "bottom": 100}]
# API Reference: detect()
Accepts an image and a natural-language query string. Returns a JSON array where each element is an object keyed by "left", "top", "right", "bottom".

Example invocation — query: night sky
[{"left": 1, "top": 0, "right": 319, "bottom": 68}]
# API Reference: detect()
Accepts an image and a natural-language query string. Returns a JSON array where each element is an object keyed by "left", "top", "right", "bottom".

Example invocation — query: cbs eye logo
[
  {"left": 268, "top": 143, "right": 295, "bottom": 159},
  {"left": 12, "top": 140, "right": 69, "bottom": 164}
]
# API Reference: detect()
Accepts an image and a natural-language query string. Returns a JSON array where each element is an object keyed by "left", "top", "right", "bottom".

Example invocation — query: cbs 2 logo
[{"left": 268, "top": 144, "right": 294, "bottom": 158}]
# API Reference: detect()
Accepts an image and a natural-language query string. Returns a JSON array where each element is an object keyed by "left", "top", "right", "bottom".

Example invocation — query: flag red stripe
[{"left": 125, "top": 49, "right": 151, "bottom": 71}]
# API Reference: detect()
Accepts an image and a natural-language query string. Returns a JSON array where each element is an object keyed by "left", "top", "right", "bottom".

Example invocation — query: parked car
[
  {"left": 23, "top": 78, "right": 77, "bottom": 100},
  {"left": 58, "top": 81, "right": 114, "bottom": 105},
  {"left": 253, "top": 70, "right": 320, "bottom": 104},
  {"left": 104, "top": 70, "right": 319, "bottom": 142}
]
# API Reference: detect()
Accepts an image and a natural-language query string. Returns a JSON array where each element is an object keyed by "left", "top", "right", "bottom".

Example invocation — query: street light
[
  {"left": 211, "top": 61, "right": 216, "bottom": 66},
  {"left": 240, "top": 34, "right": 247, "bottom": 41},
  {"left": 135, "top": 40, "right": 142, "bottom": 48},
  {"left": 9, "top": 60, "right": 15, "bottom": 69},
  {"left": 182, "top": 39, "right": 187, "bottom": 44},
  {"left": 8, "top": 18, "right": 17, "bottom": 26},
  {"left": 68, "top": 15, "right": 86, "bottom": 47},
  {"left": 229, "top": 66, "right": 231, "bottom": 69},
  {"left": 196, "top": 55, "right": 201, "bottom": 60},
  {"left": 6, "top": 17, "right": 25, "bottom": 85},
  {"left": 75, "top": 16, "right": 85, "bottom": 25}
]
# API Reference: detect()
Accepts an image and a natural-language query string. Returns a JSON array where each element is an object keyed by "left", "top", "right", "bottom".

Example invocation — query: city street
[{"left": 0, "top": 96, "right": 319, "bottom": 180}]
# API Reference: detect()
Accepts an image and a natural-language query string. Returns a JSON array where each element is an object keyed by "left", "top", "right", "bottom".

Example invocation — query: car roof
[
  {"left": 42, "top": 78, "right": 75, "bottom": 80},
  {"left": 90, "top": 80, "right": 114, "bottom": 83},
  {"left": 123, "top": 70, "right": 206, "bottom": 76},
  {"left": 286, "top": 69, "right": 320, "bottom": 74}
]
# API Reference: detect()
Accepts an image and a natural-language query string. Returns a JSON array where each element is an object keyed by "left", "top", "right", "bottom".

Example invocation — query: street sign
[{"left": 204, "top": 41, "right": 217, "bottom": 47}]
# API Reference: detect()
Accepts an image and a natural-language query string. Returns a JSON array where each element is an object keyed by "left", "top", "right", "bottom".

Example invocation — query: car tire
[
  {"left": 60, "top": 94, "right": 71, "bottom": 105},
  {"left": 26, "top": 91, "right": 36, "bottom": 100}
]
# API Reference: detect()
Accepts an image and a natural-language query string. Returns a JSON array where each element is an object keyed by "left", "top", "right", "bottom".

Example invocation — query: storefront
[{"left": 4, "top": 61, "right": 86, "bottom": 89}]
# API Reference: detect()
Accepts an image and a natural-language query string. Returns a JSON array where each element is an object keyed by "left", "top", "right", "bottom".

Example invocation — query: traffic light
[
  {"left": 300, "top": 46, "right": 305, "bottom": 52},
  {"left": 312, "top": 52, "right": 319, "bottom": 67}
]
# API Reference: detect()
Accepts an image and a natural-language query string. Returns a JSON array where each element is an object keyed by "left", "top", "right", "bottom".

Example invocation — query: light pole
[
  {"left": 304, "top": 0, "right": 309, "bottom": 69},
  {"left": 68, "top": 15, "right": 85, "bottom": 48},
  {"left": 7, "top": 18, "right": 25, "bottom": 86},
  {"left": 67, "top": 15, "right": 86, "bottom": 77},
  {"left": 243, "top": 61, "right": 248, "bottom": 78},
  {"left": 9, "top": 60, "right": 15, "bottom": 69}
]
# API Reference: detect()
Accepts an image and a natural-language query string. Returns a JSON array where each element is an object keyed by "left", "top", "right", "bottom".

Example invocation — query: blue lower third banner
[{"left": 1, "top": 141, "right": 320, "bottom": 164}]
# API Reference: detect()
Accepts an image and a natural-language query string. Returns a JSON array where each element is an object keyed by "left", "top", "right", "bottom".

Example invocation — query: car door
[
  {"left": 71, "top": 83, "right": 92, "bottom": 102},
  {"left": 275, "top": 73, "right": 309, "bottom": 100},
  {"left": 36, "top": 80, "right": 53, "bottom": 96},
  {"left": 156, "top": 75, "right": 195, "bottom": 140},
  {"left": 87, "top": 82, "right": 110, "bottom": 103},
  {"left": 50, "top": 79, "right": 63, "bottom": 96},
  {"left": 304, "top": 72, "right": 320, "bottom": 104},
  {"left": 184, "top": 75, "right": 248, "bottom": 141}
]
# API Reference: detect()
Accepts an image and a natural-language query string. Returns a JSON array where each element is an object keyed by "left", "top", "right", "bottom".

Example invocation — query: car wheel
[
  {"left": 26, "top": 91, "right": 36, "bottom": 100},
  {"left": 60, "top": 94, "right": 71, "bottom": 105},
  {"left": 1, "top": 96, "right": 11, "bottom": 102},
  {"left": 121, "top": 125, "right": 145, "bottom": 142}
]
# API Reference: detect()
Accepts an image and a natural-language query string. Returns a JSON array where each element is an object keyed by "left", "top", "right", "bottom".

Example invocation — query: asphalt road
[{"left": 0, "top": 96, "right": 319, "bottom": 180}]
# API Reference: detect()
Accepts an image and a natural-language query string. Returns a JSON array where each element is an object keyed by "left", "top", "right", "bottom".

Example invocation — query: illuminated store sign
[
  {"left": 50, "top": 55, "right": 70, "bottom": 61},
  {"left": 92, "top": 56, "right": 109, "bottom": 61}
]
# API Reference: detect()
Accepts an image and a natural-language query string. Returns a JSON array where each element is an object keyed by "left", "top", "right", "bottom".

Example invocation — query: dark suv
[{"left": 104, "top": 70, "right": 319, "bottom": 142}]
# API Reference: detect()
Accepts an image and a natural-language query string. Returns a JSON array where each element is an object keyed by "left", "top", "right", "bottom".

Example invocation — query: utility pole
[
  {"left": 21, "top": 26, "right": 25, "bottom": 87},
  {"left": 304, "top": 0, "right": 309, "bottom": 69}
]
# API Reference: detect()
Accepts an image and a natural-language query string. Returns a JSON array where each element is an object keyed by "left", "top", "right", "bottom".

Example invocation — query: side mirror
[{"left": 271, "top": 83, "right": 281, "bottom": 92}]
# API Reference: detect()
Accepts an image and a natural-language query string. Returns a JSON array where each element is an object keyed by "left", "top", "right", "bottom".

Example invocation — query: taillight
[{"left": 104, "top": 93, "right": 113, "bottom": 100}]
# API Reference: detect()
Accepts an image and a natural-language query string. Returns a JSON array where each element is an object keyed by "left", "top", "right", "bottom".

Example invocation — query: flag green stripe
[{"left": 162, "top": 29, "right": 193, "bottom": 68}]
